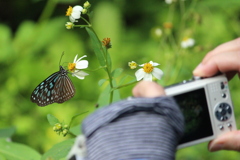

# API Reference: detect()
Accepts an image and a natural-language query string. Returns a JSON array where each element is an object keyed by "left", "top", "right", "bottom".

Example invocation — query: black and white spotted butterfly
[{"left": 30, "top": 66, "right": 75, "bottom": 107}]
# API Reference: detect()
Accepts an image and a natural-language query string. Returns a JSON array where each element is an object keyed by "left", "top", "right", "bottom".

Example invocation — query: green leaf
[
  {"left": 119, "top": 75, "right": 130, "bottom": 85},
  {"left": 0, "top": 139, "right": 41, "bottom": 160},
  {"left": 41, "top": 139, "right": 75, "bottom": 160},
  {"left": 97, "top": 80, "right": 121, "bottom": 107},
  {"left": 119, "top": 75, "right": 137, "bottom": 86},
  {"left": 47, "top": 114, "right": 60, "bottom": 126},
  {"left": 69, "top": 125, "right": 82, "bottom": 136},
  {"left": 0, "top": 127, "right": 16, "bottom": 138},
  {"left": 0, "top": 154, "right": 6, "bottom": 160},
  {"left": 111, "top": 68, "right": 123, "bottom": 78},
  {"left": 98, "top": 79, "right": 107, "bottom": 86},
  {"left": 85, "top": 27, "right": 106, "bottom": 68}
]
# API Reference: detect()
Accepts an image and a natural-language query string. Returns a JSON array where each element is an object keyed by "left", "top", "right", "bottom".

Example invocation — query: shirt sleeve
[{"left": 81, "top": 96, "right": 184, "bottom": 160}]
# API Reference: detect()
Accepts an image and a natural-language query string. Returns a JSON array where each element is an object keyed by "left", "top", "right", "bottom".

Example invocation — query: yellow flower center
[
  {"left": 182, "top": 37, "right": 189, "bottom": 41},
  {"left": 66, "top": 6, "right": 73, "bottom": 16},
  {"left": 163, "top": 22, "right": 173, "bottom": 29},
  {"left": 68, "top": 63, "right": 76, "bottom": 72},
  {"left": 143, "top": 63, "right": 153, "bottom": 73}
]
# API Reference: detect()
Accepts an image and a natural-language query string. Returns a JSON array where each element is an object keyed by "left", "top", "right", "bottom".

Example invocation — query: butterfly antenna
[{"left": 59, "top": 52, "right": 64, "bottom": 66}]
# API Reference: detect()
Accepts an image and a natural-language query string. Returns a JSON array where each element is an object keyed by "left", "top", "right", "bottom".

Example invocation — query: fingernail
[
  {"left": 193, "top": 63, "right": 205, "bottom": 76},
  {"left": 209, "top": 143, "right": 223, "bottom": 152}
]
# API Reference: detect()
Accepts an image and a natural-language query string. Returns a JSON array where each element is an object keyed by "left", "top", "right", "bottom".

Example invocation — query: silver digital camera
[{"left": 165, "top": 75, "right": 237, "bottom": 149}]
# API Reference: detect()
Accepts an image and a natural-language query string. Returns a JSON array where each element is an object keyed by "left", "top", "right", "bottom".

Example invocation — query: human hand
[
  {"left": 208, "top": 131, "right": 240, "bottom": 152},
  {"left": 193, "top": 38, "right": 240, "bottom": 152},
  {"left": 193, "top": 38, "right": 240, "bottom": 80},
  {"left": 132, "top": 81, "right": 165, "bottom": 98}
]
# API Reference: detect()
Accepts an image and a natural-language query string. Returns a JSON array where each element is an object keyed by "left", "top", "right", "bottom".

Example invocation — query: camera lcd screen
[{"left": 173, "top": 88, "right": 213, "bottom": 145}]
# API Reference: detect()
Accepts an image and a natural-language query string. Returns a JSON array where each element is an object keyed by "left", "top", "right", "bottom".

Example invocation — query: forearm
[{"left": 82, "top": 96, "right": 184, "bottom": 160}]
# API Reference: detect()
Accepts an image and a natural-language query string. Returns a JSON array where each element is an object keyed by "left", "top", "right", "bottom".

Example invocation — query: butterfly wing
[
  {"left": 30, "top": 66, "right": 75, "bottom": 106},
  {"left": 52, "top": 67, "right": 75, "bottom": 103}
]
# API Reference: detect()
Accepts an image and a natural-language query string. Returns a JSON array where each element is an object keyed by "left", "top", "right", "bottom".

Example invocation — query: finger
[
  {"left": 208, "top": 130, "right": 240, "bottom": 152},
  {"left": 193, "top": 51, "right": 240, "bottom": 77},
  {"left": 132, "top": 81, "right": 165, "bottom": 98},
  {"left": 202, "top": 38, "right": 240, "bottom": 63}
]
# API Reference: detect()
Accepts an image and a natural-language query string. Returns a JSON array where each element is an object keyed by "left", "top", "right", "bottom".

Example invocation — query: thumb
[
  {"left": 208, "top": 130, "right": 240, "bottom": 152},
  {"left": 132, "top": 81, "right": 165, "bottom": 98},
  {"left": 193, "top": 51, "right": 240, "bottom": 78}
]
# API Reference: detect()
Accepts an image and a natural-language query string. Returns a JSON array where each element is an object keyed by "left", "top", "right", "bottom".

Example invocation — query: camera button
[
  {"left": 224, "top": 116, "right": 229, "bottom": 121},
  {"left": 222, "top": 93, "right": 227, "bottom": 98},
  {"left": 192, "top": 76, "right": 202, "bottom": 80},
  {"left": 221, "top": 82, "right": 225, "bottom": 89},
  {"left": 215, "top": 103, "right": 232, "bottom": 121},
  {"left": 219, "top": 125, "right": 224, "bottom": 130},
  {"left": 227, "top": 123, "right": 232, "bottom": 128},
  {"left": 220, "top": 116, "right": 228, "bottom": 121}
]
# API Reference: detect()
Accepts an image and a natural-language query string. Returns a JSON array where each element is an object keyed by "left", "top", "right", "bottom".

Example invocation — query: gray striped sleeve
[{"left": 82, "top": 96, "right": 184, "bottom": 160}]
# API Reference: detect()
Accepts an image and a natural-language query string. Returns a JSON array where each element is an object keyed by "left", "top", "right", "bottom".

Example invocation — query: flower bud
[
  {"left": 62, "top": 129, "right": 69, "bottom": 137},
  {"left": 55, "top": 123, "right": 62, "bottom": 130},
  {"left": 128, "top": 61, "right": 137, "bottom": 69},
  {"left": 65, "top": 22, "right": 74, "bottom": 29},
  {"left": 102, "top": 38, "right": 112, "bottom": 49},
  {"left": 82, "top": 8, "right": 88, "bottom": 14},
  {"left": 53, "top": 126, "right": 57, "bottom": 131},
  {"left": 163, "top": 22, "right": 173, "bottom": 29},
  {"left": 84, "top": 1, "right": 91, "bottom": 9},
  {"left": 150, "top": 27, "right": 162, "bottom": 40},
  {"left": 63, "top": 124, "right": 69, "bottom": 129}
]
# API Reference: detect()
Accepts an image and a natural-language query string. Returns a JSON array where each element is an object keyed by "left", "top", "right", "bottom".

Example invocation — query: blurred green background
[{"left": 0, "top": 0, "right": 240, "bottom": 159}]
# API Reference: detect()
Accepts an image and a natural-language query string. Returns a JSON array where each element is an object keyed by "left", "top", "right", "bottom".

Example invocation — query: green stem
[
  {"left": 68, "top": 111, "right": 88, "bottom": 128},
  {"left": 103, "top": 47, "right": 114, "bottom": 103},
  {"left": 74, "top": 25, "right": 91, "bottom": 28},
  {"left": 111, "top": 80, "right": 138, "bottom": 91},
  {"left": 106, "top": 67, "right": 114, "bottom": 104},
  {"left": 85, "top": 26, "right": 114, "bottom": 104},
  {"left": 167, "top": 2, "right": 175, "bottom": 22},
  {"left": 67, "top": 132, "right": 76, "bottom": 137},
  {"left": 81, "top": 17, "right": 92, "bottom": 26},
  {"left": 38, "top": 0, "right": 58, "bottom": 23},
  {"left": 84, "top": 66, "right": 107, "bottom": 72}
]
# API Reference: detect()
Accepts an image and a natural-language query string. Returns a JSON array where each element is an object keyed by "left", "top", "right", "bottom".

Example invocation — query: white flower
[
  {"left": 68, "top": 55, "right": 89, "bottom": 79},
  {"left": 151, "top": 27, "right": 162, "bottom": 39},
  {"left": 66, "top": 5, "right": 83, "bottom": 23},
  {"left": 155, "top": 28, "right": 162, "bottom": 37},
  {"left": 165, "top": 0, "right": 178, "bottom": 4},
  {"left": 73, "top": 55, "right": 88, "bottom": 69},
  {"left": 135, "top": 61, "right": 163, "bottom": 81},
  {"left": 181, "top": 37, "right": 195, "bottom": 48},
  {"left": 72, "top": 70, "right": 89, "bottom": 79},
  {"left": 165, "top": 0, "right": 173, "bottom": 4}
]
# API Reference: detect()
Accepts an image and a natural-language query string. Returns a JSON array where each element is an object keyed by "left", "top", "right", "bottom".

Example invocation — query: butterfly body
[{"left": 31, "top": 66, "right": 75, "bottom": 107}]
